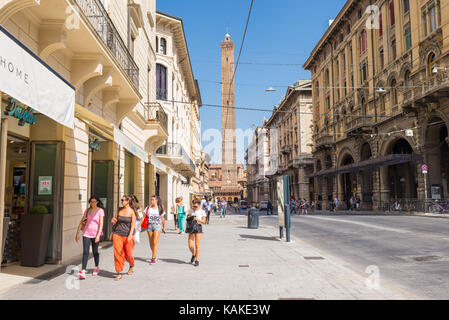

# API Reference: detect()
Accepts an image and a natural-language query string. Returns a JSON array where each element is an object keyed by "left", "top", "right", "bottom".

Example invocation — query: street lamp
[
  {"left": 265, "top": 87, "right": 277, "bottom": 92},
  {"left": 432, "top": 66, "right": 448, "bottom": 74},
  {"left": 376, "top": 87, "right": 387, "bottom": 94}
]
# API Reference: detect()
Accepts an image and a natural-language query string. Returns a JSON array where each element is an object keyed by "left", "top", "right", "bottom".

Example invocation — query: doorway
[
  {"left": 91, "top": 161, "right": 114, "bottom": 240},
  {"left": 2, "top": 135, "right": 28, "bottom": 265}
]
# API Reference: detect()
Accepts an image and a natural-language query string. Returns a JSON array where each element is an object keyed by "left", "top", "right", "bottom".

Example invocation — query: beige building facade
[
  {"left": 304, "top": 0, "right": 449, "bottom": 211},
  {"left": 265, "top": 81, "right": 314, "bottom": 205},
  {"left": 0, "top": 1, "right": 203, "bottom": 270}
]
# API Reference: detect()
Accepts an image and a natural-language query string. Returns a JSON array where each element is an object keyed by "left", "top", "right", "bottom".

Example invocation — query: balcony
[
  {"left": 345, "top": 116, "right": 373, "bottom": 136},
  {"left": 74, "top": 0, "right": 139, "bottom": 90},
  {"left": 288, "top": 156, "right": 314, "bottom": 169},
  {"left": 403, "top": 69, "right": 449, "bottom": 109},
  {"left": 156, "top": 143, "right": 196, "bottom": 176},
  {"left": 144, "top": 102, "right": 168, "bottom": 134},
  {"left": 315, "top": 133, "right": 334, "bottom": 150}
]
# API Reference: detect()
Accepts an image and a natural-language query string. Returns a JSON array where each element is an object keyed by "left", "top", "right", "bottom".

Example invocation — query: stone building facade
[
  {"left": 304, "top": 0, "right": 449, "bottom": 211},
  {"left": 265, "top": 81, "right": 314, "bottom": 205}
]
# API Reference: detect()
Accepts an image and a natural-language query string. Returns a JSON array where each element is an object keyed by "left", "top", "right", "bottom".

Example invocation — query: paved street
[
  {"left": 259, "top": 210, "right": 449, "bottom": 299},
  {"left": 0, "top": 211, "right": 413, "bottom": 300}
]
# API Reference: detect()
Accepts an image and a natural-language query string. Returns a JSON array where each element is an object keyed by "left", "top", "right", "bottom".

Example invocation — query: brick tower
[{"left": 221, "top": 33, "right": 238, "bottom": 192}]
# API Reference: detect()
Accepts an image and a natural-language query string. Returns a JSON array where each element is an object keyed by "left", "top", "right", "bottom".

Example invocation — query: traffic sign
[{"left": 422, "top": 164, "right": 428, "bottom": 174}]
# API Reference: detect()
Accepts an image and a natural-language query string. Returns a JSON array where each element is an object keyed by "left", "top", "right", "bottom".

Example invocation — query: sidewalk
[
  {"left": 0, "top": 214, "right": 418, "bottom": 300},
  {"left": 312, "top": 209, "right": 449, "bottom": 218}
]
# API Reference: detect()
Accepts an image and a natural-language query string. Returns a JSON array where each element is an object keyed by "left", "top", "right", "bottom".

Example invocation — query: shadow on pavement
[
  {"left": 239, "top": 234, "right": 280, "bottom": 242},
  {"left": 88, "top": 268, "right": 117, "bottom": 279},
  {"left": 158, "top": 258, "right": 190, "bottom": 265},
  {"left": 134, "top": 257, "right": 151, "bottom": 263}
]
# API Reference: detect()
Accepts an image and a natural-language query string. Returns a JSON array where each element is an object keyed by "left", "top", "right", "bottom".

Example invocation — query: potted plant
[{"left": 21, "top": 205, "right": 52, "bottom": 267}]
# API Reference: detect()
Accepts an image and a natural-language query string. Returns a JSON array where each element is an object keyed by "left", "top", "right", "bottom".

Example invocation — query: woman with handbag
[
  {"left": 75, "top": 196, "right": 105, "bottom": 280},
  {"left": 176, "top": 196, "right": 186, "bottom": 234},
  {"left": 186, "top": 199, "right": 207, "bottom": 267},
  {"left": 138, "top": 195, "right": 166, "bottom": 264},
  {"left": 111, "top": 195, "right": 137, "bottom": 281}
]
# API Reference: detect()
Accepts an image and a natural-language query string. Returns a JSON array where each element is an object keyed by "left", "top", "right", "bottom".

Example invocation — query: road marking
[{"left": 303, "top": 216, "right": 410, "bottom": 234}]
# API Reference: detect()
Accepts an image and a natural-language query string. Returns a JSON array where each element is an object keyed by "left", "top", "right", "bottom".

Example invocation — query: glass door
[
  {"left": 91, "top": 160, "right": 114, "bottom": 240},
  {"left": 29, "top": 141, "right": 64, "bottom": 263}
]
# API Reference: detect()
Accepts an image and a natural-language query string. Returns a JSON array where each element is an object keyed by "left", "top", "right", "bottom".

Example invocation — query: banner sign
[{"left": 0, "top": 25, "right": 75, "bottom": 129}]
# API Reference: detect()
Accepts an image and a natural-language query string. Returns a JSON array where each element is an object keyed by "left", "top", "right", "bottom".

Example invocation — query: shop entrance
[
  {"left": 91, "top": 161, "right": 114, "bottom": 240},
  {"left": 2, "top": 135, "right": 28, "bottom": 265}
]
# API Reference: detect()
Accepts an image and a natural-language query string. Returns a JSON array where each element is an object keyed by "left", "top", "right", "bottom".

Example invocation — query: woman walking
[
  {"left": 187, "top": 199, "right": 207, "bottom": 267},
  {"left": 111, "top": 195, "right": 136, "bottom": 281},
  {"left": 132, "top": 195, "right": 143, "bottom": 243},
  {"left": 139, "top": 195, "right": 166, "bottom": 264},
  {"left": 176, "top": 196, "right": 186, "bottom": 234},
  {"left": 75, "top": 196, "right": 104, "bottom": 280},
  {"left": 205, "top": 197, "right": 212, "bottom": 225}
]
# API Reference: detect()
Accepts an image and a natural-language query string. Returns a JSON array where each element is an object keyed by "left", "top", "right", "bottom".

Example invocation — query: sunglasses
[{"left": 121, "top": 199, "right": 129, "bottom": 202}]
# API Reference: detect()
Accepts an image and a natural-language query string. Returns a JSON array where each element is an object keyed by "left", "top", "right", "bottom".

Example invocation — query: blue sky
[{"left": 156, "top": 0, "right": 347, "bottom": 164}]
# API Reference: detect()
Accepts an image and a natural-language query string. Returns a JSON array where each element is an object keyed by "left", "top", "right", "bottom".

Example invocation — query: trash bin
[{"left": 247, "top": 207, "right": 259, "bottom": 229}]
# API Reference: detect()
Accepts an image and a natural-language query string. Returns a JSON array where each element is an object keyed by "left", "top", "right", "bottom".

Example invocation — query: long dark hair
[
  {"left": 120, "top": 194, "right": 137, "bottom": 217},
  {"left": 88, "top": 196, "right": 104, "bottom": 209},
  {"left": 152, "top": 195, "right": 164, "bottom": 216}
]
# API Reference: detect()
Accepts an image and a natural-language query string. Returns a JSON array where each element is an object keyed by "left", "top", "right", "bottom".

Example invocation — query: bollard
[{"left": 247, "top": 206, "right": 259, "bottom": 229}]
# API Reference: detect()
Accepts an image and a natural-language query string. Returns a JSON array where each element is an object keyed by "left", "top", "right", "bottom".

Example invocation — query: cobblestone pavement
[{"left": 0, "top": 213, "right": 418, "bottom": 300}]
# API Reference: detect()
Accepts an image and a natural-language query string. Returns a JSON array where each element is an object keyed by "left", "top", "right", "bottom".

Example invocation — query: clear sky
[{"left": 156, "top": 0, "right": 347, "bottom": 164}]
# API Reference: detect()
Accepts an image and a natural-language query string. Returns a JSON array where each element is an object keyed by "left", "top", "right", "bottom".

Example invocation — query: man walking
[{"left": 220, "top": 198, "right": 227, "bottom": 218}]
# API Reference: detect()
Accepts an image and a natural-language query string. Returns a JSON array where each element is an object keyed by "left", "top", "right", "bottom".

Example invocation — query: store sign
[
  {"left": 113, "top": 126, "right": 148, "bottom": 163},
  {"left": 5, "top": 98, "right": 37, "bottom": 126},
  {"left": 0, "top": 25, "right": 75, "bottom": 129}
]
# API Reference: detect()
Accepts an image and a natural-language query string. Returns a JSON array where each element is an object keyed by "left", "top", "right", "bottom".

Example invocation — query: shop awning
[
  {"left": 0, "top": 25, "right": 75, "bottom": 129},
  {"left": 113, "top": 126, "right": 149, "bottom": 163},
  {"left": 314, "top": 153, "right": 423, "bottom": 177},
  {"left": 75, "top": 104, "right": 114, "bottom": 140}
]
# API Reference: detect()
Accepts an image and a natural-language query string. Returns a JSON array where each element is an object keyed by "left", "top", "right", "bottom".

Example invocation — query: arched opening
[
  {"left": 360, "top": 143, "right": 373, "bottom": 208},
  {"left": 340, "top": 154, "right": 356, "bottom": 209},
  {"left": 425, "top": 117, "right": 449, "bottom": 199},
  {"left": 387, "top": 139, "right": 417, "bottom": 200}
]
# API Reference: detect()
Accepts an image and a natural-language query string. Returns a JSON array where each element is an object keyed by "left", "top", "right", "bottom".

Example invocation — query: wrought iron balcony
[
  {"left": 144, "top": 102, "right": 168, "bottom": 134},
  {"left": 74, "top": 0, "right": 139, "bottom": 89}
]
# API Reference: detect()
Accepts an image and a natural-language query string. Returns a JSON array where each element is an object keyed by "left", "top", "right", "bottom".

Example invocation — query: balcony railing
[
  {"left": 156, "top": 143, "right": 195, "bottom": 172},
  {"left": 74, "top": 0, "right": 139, "bottom": 89},
  {"left": 345, "top": 116, "right": 373, "bottom": 133},
  {"left": 144, "top": 102, "right": 168, "bottom": 134}
]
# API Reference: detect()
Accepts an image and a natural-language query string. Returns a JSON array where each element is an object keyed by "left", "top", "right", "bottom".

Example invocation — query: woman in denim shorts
[{"left": 139, "top": 195, "right": 165, "bottom": 264}]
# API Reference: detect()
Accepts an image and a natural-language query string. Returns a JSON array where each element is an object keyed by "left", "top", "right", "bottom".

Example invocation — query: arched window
[
  {"left": 360, "top": 30, "right": 367, "bottom": 53},
  {"left": 391, "top": 79, "right": 398, "bottom": 106},
  {"left": 405, "top": 70, "right": 412, "bottom": 88},
  {"left": 428, "top": 53, "right": 436, "bottom": 76}
]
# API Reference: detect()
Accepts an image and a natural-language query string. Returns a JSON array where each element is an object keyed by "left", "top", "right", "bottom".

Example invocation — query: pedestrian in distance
[
  {"left": 291, "top": 199, "right": 297, "bottom": 215},
  {"left": 75, "top": 196, "right": 105, "bottom": 280},
  {"left": 356, "top": 196, "right": 361, "bottom": 210},
  {"left": 205, "top": 197, "right": 212, "bottom": 224},
  {"left": 111, "top": 195, "right": 137, "bottom": 281},
  {"left": 303, "top": 199, "right": 310, "bottom": 215},
  {"left": 349, "top": 196, "right": 355, "bottom": 211},
  {"left": 139, "top": 195, "right": 166, "bottom": 264},
  {"left": 220, "top": 198, "right": 227, "bottom": 218},
  {"left": 200, "top": 195, "right": 207, "bottom": 211},
  {"left": 172, "top": 204, "right": 178, "bottom": 231},
  {"left": 334, "top": 197, "right": 339, "bottom": 212},
  {"left": 186, "top": 199, "right": 207, "bottom": 267},
  {"left": 132, "top": 195, "right": 143, "bottom": 243},
  {"left": 267, "top": 200, "right": 273, "bottom": 215},
  {"left": 176, "top": 196, "right": 186, "bottom": 233}
]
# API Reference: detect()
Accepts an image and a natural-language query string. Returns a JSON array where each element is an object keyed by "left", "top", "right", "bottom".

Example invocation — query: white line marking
[{"left": 304, "top": 216, "right": 410, "bottom": 234}]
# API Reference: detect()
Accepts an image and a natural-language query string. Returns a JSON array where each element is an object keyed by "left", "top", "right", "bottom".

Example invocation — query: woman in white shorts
[{"left": 139, "top": 195, "right": 165, "bottom": 264}]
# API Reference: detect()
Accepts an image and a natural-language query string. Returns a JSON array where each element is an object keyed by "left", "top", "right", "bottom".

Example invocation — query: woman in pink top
[{"left": 75, "top": 196, "right": 105, "bottom": 280}]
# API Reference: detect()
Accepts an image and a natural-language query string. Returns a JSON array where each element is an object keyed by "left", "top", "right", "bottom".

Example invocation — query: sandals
[
  {"left": 114, "top": 274, "right": 122, "bottom": 281},
  {"left": 127, "top": 266, "right": 134, "bottom": 275}
]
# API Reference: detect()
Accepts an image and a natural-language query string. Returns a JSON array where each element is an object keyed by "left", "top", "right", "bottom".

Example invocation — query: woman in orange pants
[{"left": 111, "top": 195, "right": 137, "bottom": 281}]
